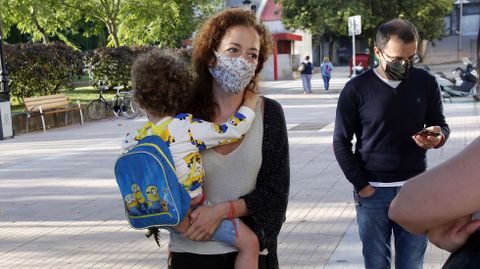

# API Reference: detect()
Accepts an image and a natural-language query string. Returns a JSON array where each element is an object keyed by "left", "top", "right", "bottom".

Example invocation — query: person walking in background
[
  {"left": 299, "top": 55, "right": 313, "bottom": 94},
  {"left": 333, "top": 19, "right": 450, "bottom": 269},
  {"left": 320, "top": 56, "right": 333, "bottom": 92}
]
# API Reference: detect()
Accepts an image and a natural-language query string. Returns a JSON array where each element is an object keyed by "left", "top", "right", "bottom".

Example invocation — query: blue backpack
[{"left": 114, "top": 122, "right": 191, "bottom": 230}]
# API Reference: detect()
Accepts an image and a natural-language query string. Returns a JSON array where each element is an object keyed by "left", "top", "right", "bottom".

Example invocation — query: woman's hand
[
  {"left": 182, "top": 202, "right": 229, "bottom": 241},
  {"left": 427, "top": 216, "right": 480, "bottom": 252}
]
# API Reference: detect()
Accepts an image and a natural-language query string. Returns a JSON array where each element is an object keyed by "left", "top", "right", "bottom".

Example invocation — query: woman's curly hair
[
  {"left": 188, "top": 8, "right": 274, "bottom": 120},
  {"left": 131, "top": 49, "right": 192, "bottom": 118}
]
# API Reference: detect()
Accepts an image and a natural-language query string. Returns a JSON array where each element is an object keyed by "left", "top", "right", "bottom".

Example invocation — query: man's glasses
[{"left": 379, "top": 49, "right": 419, "bottom": 65}]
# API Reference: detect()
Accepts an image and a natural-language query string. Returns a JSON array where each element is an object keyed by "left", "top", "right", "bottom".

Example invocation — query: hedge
[
  {"left": 84, "top": 46, "right": 192, "bottom": 91},
  {"left": 5, "top": 42, "right": 83, "bottom": 100},
  {"left": 4, "top": 43, "right": 192, "bottom": 100}
]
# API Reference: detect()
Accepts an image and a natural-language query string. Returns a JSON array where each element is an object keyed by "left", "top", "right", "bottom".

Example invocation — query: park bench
[{"left": 23, "top": 93, "right": 84, "bottom": 132}]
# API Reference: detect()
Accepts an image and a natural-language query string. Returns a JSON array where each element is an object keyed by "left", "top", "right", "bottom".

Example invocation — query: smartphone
[{"left": 414, "top": 129, "right": 441, "bottom": 137}]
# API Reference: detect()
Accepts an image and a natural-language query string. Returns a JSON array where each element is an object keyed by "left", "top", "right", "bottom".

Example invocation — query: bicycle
[{"left": 86, "top": 85, "right": 142, "bottom": 120}]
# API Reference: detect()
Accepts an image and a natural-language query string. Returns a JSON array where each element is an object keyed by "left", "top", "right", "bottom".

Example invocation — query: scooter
[{"left": 434, "top": 58, "right": 479, "bottom": 102}]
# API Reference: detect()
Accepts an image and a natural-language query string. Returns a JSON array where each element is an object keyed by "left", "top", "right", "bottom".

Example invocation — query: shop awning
[{"left": 272, "top": 33, "right": 302, "bottom": 41}]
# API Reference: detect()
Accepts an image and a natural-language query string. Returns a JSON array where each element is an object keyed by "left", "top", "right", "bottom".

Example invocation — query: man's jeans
[
  {"left": 354, "top": 187, "right": 427, "bottom": 269},
  {"left": 301, "top": 74, "right": 312, "bottom": 93}
]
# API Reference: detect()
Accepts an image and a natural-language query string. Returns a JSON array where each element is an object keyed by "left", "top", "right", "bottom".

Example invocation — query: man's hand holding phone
[{"left": 412, "top": 126, "right": 443, "bottom": 149}]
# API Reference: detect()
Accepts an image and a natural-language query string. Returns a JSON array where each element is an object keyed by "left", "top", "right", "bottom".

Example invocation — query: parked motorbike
[{"left": 433, "top": 58, "right": 479, "bottom": 102}]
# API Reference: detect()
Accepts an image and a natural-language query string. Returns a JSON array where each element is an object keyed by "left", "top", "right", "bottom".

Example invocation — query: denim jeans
[
  {"left": 322, "top": 74, "right": 331, "bottom": 91},
  {"left": 354, "top": 187, "right": 427, "bottom": 269},
  {"left": 301, "top": 74, "right": 312, "bottom": 93}
]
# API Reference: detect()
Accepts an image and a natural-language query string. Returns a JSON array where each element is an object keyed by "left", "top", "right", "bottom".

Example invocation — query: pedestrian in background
[
  {"left": 333, "top": 19, "right": 450, "bottom": 269},
  {"left": 320, "top": 56, "right": 333, "bottom": 93},
  {"left": 299, "top": 55, "right": 313, "bottom": 94}
]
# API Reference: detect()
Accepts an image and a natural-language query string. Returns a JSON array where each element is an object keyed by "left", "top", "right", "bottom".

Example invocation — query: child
[{"left": 122, "top": 50, "right": 260, "bottom": 269}]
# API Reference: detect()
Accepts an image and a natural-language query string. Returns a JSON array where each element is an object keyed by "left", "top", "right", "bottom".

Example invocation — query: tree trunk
[
  {"left": 30, "top": 6, "right": 50, "bottom": 43},
  {"left": 106, "top": 22, "right": 120, "bottom": 48},
  {"left": 417, "top": 39, "right": 429, "bottom": 63}
]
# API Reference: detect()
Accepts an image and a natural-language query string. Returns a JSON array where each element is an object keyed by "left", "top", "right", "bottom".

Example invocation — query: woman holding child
[{"left": 167, "top": 8, "right": 290, "bottom": 269}]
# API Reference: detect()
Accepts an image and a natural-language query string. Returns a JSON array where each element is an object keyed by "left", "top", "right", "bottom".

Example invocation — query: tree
[
  {"left": 119, "top": 0, "right": 223, "bottom": 47},
  {"left": 279, "top": 0, "right": 454, "bottom": 59},
  {"left": 1, "top": 0, "right": 82, "bottom": 47},
  {"left": 61, "top": 0, "right": 223, "bottom": 48}
]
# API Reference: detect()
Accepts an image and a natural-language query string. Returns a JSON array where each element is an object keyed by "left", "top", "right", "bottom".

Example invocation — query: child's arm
[
  {"left": 120, "top": 130, "right": 140, "bottom": 153},
  {"left": 187, "top": 91, "right": 257, "bottom": 150}
]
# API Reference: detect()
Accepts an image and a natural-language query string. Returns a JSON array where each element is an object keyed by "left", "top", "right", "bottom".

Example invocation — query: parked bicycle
[{"left": 86, "top": 85, "right": 142, "bottom": 120}]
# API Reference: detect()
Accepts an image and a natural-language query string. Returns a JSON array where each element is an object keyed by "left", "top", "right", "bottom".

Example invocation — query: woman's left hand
[
  {"left": 182, "top": 203, "right": 228, "bottom": 241},
  {"left": 427, "top": 216, "right": 480, "bottom": 252}
]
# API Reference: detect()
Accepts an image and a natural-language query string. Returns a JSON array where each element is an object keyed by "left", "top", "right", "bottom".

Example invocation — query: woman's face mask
[{"left": 209, "top": 51, "right": 257, "bottom": 95}]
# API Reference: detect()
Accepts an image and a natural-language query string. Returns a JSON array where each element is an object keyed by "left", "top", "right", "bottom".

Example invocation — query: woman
[
  {"left": 320, "top": 56, "right": 333, "bottom": 92},
  {"left": 389, "top": 136, "right": 480, "bottom": 268},
  {"left": 300, "top": 55, "right": 313, "bottom": 93},
  {"left": 168, "top": 9, "right": 290, "bottom": 269}
]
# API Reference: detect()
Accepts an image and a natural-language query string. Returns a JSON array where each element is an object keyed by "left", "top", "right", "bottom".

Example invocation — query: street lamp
[
  {"left": 454, "top": 0, "right": 469, "bottom": 59},
  {"left": 0, "top": 16, "right": 13, "bottom": 139},
  {"left": 0, "top": 17, "right": 8, "bottom": 101}
]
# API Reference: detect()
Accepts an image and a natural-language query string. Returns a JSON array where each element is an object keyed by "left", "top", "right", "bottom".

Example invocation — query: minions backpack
[{"left": 114, "top": 120, "right": 191, "bottom": 230}]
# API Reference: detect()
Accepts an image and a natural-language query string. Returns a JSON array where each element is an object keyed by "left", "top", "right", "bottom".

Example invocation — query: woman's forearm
[{"left": 389, "top": 136, "right": 480, "bottom": 234}]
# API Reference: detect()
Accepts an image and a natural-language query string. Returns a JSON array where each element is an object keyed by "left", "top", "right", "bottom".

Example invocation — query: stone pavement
[{"left": 1, "top": 67, "right": 479, "bottom": 268}]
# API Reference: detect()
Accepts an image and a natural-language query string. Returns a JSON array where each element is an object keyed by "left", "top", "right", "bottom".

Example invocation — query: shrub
[
  {"left": 84, "top": 46, "right": 192, "bottom": 91},
  {"left": 5, "top": 42, "right": 83, "bottom": 100}
]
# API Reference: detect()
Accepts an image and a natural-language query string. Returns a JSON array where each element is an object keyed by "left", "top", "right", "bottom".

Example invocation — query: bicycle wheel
[
  {"left": 121, "top": 95, "right": 140, "bottom": 119},
  {"left": 86, "top": 100, "right": 109, "bottom": 120}
]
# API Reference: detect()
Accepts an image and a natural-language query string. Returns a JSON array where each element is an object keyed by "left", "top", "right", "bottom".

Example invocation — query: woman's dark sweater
[{"left": 241, "top": 97, "right": 290, "bottom": 269}]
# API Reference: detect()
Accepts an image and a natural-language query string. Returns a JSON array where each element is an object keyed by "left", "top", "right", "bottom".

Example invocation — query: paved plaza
[{"left": 1, "top": 67, "right": 479, "bottom": 268}]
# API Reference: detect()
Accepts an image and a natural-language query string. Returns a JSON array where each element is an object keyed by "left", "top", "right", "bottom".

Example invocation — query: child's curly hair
[{"left": 131, "top": 49, "right": 192, "bottom": 118}]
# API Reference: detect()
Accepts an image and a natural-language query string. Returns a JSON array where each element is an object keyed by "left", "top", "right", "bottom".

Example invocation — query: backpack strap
[{"left": 135, "top": 118, "right": 174, "bottom": 141}]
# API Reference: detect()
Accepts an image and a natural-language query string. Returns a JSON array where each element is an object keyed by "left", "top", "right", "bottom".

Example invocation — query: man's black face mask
[{"left": 384, "top": 60, "right": 412, "bottom": 81}]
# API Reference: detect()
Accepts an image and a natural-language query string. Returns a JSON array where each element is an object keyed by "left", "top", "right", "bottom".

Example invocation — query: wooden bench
[{"left": 23, "top": 93, "right": 84, "bottom": 132}]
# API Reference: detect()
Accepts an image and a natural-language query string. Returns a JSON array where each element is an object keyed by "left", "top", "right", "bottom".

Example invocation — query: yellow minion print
[
  {"left": 182, "top": 152, "right": 204, "bottom": 192},
  {"left": 131, "top": 183, "right": 148, "bottom": 213},
  {"left": 131, "top": 184, "right": 145, "bottom": 203},
  {"left": 175, "top": 113, "right": 193, "bottom": 122},
  {"left": 187, "top": 129, "right": 206, "bottom": 151},
  {"left": 161, "top": 200, "right": 169, "bottom": 212},
  {"left": 229, "top": 112, "right": 246, "bottom": 126},
  {"left": 146, "top": 185, "right": 161, "bottom": 213},
  {"left": 125, "top": 194, "right": 141, "bottom": 216},
  {"left": 213, "top": 123, "right": 228, "bottom": 134},
  {"left": 159, "top": 128, "right": 175, "bottom": 146},
  {"left": 219, "top": 138, "right": 239, "bottom": 145}
]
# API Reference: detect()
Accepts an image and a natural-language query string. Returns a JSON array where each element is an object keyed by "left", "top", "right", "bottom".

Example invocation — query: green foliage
[
  {"left": 279, "top": 0, "right": 454, "bottom": 44},
  {"left": 83, "top": 45, "right": 156, "bottom": 90},
  {"left": 119, "top": 0, "right": 223, "bottom": 47},
  {"left": 1, "top": 0, "right": 81, "bottom": 45},
  {"left": 59, "top": 0, "right": 223, "bottom": 48},
  {"left": 4, "top": 43, "right": 83, "bottom": 100},
  {"left": 83, "top": 46, "right": 193, "bottom": 90}
]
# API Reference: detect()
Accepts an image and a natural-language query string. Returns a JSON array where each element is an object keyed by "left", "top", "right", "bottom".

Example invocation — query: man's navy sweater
[{"left": 333, "top": 68, "right": 450, "bottom": 192}]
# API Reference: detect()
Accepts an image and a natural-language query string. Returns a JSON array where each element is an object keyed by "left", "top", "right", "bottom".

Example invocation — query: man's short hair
[
  {"left": 305, "top": 56, "right": 310, "bottom": 60},
  {"left": 375, "top": 19, "right": 419, "bottom": 49}
]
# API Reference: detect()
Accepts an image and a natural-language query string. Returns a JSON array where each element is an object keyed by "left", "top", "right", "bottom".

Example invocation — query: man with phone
[{"left": 333, "top": 19, "right": 450, "bottom": 269}]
